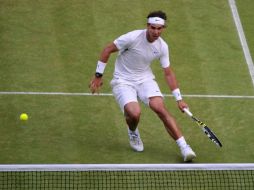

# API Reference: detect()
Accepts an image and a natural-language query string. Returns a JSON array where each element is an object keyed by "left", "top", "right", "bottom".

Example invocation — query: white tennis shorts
[{"left": 110, "top": 78, "right": 163, "bottom": 112}]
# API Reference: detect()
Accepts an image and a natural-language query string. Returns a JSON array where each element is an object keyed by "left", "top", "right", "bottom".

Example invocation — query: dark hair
[{"left": 147, "top": 10, "right": 167, "bottom": 21}]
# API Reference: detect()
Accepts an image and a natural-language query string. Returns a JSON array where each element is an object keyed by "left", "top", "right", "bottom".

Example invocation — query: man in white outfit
[{"left": 89, "top": 10, "right": 196, "bottom": 162}]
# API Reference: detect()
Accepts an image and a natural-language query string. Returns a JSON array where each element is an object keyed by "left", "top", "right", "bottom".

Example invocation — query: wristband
[
  {"left": 96, "top": 61, "right": 106, "bottom": 74},
  {"left": 172, "top": 88, "right": 182, "bottom": 101}
]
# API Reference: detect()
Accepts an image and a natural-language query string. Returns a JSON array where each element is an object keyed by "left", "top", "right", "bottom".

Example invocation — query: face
[{"left": 146, "top": 24, "right": 165, "bottom": 42}]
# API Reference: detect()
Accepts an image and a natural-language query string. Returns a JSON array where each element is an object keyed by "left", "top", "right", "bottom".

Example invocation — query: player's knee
[
  {"left": 127, "top": 110, "right": 141, "bottom": 121},
  {"left": 124, "top": 102, "right": 141, "bottom": 121},
  {"left": 124, "top": 108, "right": 141, "bottom": 122},
  {"left": 149, "top": 97, "right": 165, "bottom": 113}
]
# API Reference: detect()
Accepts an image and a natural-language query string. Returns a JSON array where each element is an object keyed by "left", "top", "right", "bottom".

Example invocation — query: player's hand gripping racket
[{"left": 183, "top": 108, "right": 222, "bottom": 147}]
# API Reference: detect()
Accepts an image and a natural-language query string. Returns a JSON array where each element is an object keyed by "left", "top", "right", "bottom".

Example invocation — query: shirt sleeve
[
  {"left": 160, "top": 42, "right": 170, "bottom": 68},
  {"left": 113, "top": 30, "right": 139, "bottom": 51},
  {"left": 114, "top": 33, "right": 131, "bottom": 51}
]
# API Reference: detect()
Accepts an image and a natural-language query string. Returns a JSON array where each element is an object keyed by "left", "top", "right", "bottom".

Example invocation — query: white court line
[
  {"left": 0, "top": 91, "right": 254, "bottom": 99},
  {"left": 228, "top": 0, "right": 254, "bottom": 87},
  {"left": 0, "top": 91, "right": 112, "bottom": 96}
]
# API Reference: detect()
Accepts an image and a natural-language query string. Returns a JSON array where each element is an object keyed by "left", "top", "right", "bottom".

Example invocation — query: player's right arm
[
  {"left": 89, "top": 43, "right": 118, "bottom": 94},
  {"left": 99, "top": 42, "right": 119, "bottom": 63}
]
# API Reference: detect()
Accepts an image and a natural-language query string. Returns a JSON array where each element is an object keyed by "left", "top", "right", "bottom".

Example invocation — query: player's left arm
[{"left": 163, "top": 66, "right": 188, "bottom": 111}]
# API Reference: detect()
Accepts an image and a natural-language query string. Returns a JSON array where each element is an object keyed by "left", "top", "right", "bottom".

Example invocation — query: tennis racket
[{"left": 183, "top": 108, "right": 222, "bottom": 147}]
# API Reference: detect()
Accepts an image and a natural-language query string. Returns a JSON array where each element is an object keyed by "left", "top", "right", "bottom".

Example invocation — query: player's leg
[
  {"left": 124, "top": 102, "right": 141, "bottom": 132},
  {"left": 111, "top": 80, "right": 143, "bottom": 151},
  {"left": 149, "top": 97, "right": 181, "bottom": 140},
  {"left": 124, "top": 102, "right": 144, "bottom": 152},
  {"left": 137, "top": 80, "right": 195, "bottom": 161},
  {"left": 137, "top": 80, "right": 181, "bottom": 139},
  {"left": 149, "top": 96, "right": 196, "bottom": 162}
]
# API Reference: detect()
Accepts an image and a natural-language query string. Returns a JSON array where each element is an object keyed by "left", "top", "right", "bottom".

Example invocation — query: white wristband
[
  {"left": 172, "top": 88, "right": 182, "bottom": 101},
  {"left": 96, "top": 61, "right": 106, "bottom": 74}
]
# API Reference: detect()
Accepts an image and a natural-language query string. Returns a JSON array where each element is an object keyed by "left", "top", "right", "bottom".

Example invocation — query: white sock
[{"left": 176, "top": 136, "right": 187, "bottom": 149}]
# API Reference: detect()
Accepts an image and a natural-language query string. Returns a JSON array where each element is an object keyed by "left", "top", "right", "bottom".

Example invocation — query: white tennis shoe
[
  {"left": 181, "top": 145, "right": 196, "bottom": 162},
  {"left": 128, "top": 129, "right": 144, "bottom": 152}
]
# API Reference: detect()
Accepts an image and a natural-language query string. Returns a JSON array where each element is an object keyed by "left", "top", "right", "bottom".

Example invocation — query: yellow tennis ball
[{"left": 20, "top": 113, "right": 28, "bottom": 121}]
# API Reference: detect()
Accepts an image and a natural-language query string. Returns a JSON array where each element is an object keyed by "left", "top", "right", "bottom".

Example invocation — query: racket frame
[{"left": 183, "top": 108, "right": 222, "bottom": 147}]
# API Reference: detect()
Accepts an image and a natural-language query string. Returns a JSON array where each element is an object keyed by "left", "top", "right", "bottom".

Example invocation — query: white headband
[{"left": 147, "top": 17, "right": 165, "bottom": 26}]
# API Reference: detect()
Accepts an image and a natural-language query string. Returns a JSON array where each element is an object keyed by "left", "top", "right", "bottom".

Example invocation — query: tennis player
[{"left": 89, "top": 10, "right": 196, "bottom": 162}]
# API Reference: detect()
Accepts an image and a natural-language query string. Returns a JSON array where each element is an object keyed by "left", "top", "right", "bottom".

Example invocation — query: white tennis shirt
[{"left": 113, "top": 29, "right": 170, "bottom": 83}]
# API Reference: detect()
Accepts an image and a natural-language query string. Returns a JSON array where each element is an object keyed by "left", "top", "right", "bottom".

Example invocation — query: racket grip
[{"left": 183, "top": 108, "right": 193, "bottom": 117}]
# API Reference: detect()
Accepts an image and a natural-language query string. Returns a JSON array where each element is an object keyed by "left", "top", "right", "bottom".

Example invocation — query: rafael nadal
[{"left": 89, "top": 10, "right": 196, "bottom": 162}]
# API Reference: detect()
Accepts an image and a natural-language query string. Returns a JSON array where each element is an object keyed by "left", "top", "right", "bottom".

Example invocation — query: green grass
[
  {"left": 237, "top": 0, "right": 254, "bottom": 59},
  {"left": 0, "top": 0, "right": 254, "bottom": 164}
]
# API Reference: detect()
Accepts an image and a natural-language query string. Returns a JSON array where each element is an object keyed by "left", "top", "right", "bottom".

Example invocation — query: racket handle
[{"left": 183, "top": 108, "right": 193, "bottom": 117}]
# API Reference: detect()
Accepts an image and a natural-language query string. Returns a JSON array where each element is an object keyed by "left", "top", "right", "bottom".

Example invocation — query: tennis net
[{"left": 0, "top": 164, "right": 253, "bottom": 189}]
